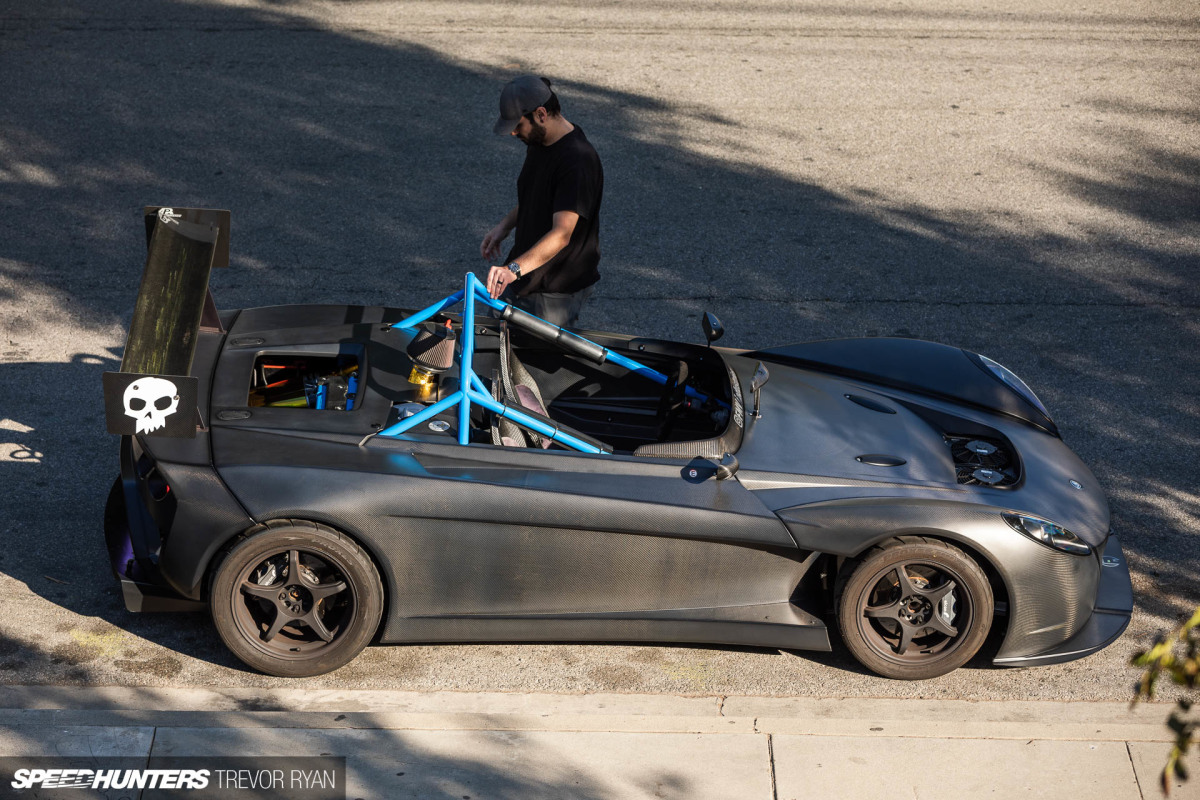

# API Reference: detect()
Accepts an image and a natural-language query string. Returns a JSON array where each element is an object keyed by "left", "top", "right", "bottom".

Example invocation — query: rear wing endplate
[{"left": 102, "top": 207, "right": 229, "bottom": 438}]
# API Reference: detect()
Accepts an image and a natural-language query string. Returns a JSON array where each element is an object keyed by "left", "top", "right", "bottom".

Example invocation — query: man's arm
[
  {"left": 486, "top": 210, "right": 579, "bottom": 298},
  {"left": 481, "top": 206, "right": 519, "bottom": 262}
]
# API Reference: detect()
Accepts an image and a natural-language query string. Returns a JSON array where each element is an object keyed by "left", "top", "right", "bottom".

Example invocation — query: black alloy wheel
[
  {"left": 210, "top": 520, "right": 383, "bottom": 677},
  {"left": 836, "top": 536, "right": 993, "bottom": 680}
]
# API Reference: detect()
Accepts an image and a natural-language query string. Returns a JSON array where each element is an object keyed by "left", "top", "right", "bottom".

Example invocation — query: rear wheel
[
  {"left": 836, "top": 536, "right": 993, "bottom": 680},
  {"left": 210, "top": 520, "right": 383, "bottom": 677}
]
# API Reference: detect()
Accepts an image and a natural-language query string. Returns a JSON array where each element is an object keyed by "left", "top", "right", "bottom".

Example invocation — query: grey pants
[{"left": 507, "top": 284, "right": 595, "bottom": 329}]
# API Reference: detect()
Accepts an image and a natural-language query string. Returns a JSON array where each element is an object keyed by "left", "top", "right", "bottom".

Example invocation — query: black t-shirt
[{"left": 507, "top": 126, "right": 603, "bottom": 295}]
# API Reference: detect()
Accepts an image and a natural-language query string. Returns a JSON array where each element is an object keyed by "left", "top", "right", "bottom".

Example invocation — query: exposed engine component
[
  {"left": 247, "top": 354, "right": 360, "bottom": 410},
  {"left": 407, "top": 321, "right": 456, "bottom": 390},
  {"left": 946, "top": 435, "right": 1019, "bottom": 487}
]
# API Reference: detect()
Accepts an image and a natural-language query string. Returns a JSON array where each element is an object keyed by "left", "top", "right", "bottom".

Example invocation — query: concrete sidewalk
[{"left": 0, "top": 686, "right": 1192, "bottom": 799}]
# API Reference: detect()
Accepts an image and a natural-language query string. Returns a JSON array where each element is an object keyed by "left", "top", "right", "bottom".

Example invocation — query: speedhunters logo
[
  {"left": 1, "top": 757, "right": 345, "bottom": 798},
  {"left": 11, "top": 768, "right": 209, "bottom": 790}
]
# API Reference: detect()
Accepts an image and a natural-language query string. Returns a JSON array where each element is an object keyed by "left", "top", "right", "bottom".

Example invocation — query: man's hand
[
  {"left": 486, "top": 265, "right": 518, "bottom": 299},
  {"left": 480, "top": 225, "right": 508, "bottom": 262}
]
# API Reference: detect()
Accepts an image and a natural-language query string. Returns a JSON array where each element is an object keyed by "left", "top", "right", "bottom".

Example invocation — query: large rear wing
[{"left": 102, "top": 207, "right": 230, "bottom": 438}]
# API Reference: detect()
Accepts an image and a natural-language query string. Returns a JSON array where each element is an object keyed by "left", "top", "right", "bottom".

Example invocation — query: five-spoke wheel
[
  {"left": 836, "top": 536, "right": 993, "bottom": 680},
  {"left": 210, "top": 520, "right": 383, "bottom": 677}
]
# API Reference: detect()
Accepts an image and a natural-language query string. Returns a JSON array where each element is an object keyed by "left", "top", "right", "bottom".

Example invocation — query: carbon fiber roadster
[{"left": 104, "top": 208, "right": 1132, "bottom": 679}]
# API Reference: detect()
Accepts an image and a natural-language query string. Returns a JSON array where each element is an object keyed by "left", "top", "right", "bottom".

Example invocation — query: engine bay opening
[{"left": 248, "top": 351, "right": 362, "bottom": 410}]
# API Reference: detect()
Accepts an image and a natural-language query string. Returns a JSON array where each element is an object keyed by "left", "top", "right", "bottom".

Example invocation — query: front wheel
[
  {"left": 210, "top": 520, "right": 383, "bottom": 677},
  {"left": 836, "top": 536, "right": 993, "bottom": 680}
]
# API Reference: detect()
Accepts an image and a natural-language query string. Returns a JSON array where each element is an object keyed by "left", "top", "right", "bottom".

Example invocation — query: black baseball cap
[{"left": 493, "top": 75, "right": 553, "bottom": 135}]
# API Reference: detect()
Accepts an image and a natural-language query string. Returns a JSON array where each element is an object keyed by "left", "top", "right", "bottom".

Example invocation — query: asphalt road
[{"left": 0, "top": 0, "right": 1197, "bottom": 700}]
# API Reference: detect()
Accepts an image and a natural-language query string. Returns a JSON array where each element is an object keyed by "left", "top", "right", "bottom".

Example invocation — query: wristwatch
[{"left": 505, "top": 261, "right": 522, "bottom": 279}]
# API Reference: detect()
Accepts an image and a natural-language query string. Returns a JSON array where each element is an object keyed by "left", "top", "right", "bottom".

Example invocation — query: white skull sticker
[{"left": 123, "top": 377, "right": 180, "bottom": 434}]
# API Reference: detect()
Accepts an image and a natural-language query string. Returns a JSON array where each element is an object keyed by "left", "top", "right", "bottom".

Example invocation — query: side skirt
[{"left": 380, "top": 602, "right": 832, "bottom": 652}]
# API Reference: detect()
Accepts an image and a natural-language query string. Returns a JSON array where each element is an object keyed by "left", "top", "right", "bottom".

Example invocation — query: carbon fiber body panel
[
  {"left": 154, "top": 461, "right": 254, "bottom": 599},
  {"left": 209, "top": 424, "right": 813, "bottom": 644},
  {"left": 393, "top": 603, "right": 830, "bottom": 650},
  {"left": 994, "top": 534, "right": 1132, "bottom": 665},
  {"left": 108, "top": 436, "right": 251, "bottom": 603},
  {"left": 372, "top": 522, "right": 811, "bottom": 643},
  {"left": 723, "top": 353, "right": 1109, "bottom": 549},
  {"left": 770, "top": 497, "right": 1106, "bottom": 660},
  {"left": 105, "top": 299, "right": 1129, "bottom": 670},
  {"left": 746, "top": 337, "right": 1057, "bottom": 435}
]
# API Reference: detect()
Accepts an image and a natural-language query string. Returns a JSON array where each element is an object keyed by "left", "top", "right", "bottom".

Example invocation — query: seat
[
  {"left": 489, "top": 369, "right": 525, "bottom": 447},
  {"left": 491, "top": 323, "right": 552, "bottom": 449}
]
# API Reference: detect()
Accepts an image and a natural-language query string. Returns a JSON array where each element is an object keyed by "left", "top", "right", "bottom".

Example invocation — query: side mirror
[
  {"left": 702, "top": 312, "right": 724, "bottom": 345},
  {"left": 750, "top": 362, "right": 769, "bottom": 419}
]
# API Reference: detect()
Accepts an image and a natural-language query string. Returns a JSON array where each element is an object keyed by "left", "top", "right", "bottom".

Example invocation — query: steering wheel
[{"left": 656, "top": 360, "right": 689, "bottom": 441}]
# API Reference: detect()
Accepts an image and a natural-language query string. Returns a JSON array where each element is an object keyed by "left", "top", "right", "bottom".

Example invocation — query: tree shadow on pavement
[{"left": 0, "top": 0, "right": 1196, "bottom": 687}]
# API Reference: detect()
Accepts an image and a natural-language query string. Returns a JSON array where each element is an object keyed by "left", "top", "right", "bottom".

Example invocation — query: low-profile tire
[
  {"left": 836, "top": 536, "right": 993, "bottom": 680},
  {"left": 210, "top": 520, "right": 383, "bottom": 677}
]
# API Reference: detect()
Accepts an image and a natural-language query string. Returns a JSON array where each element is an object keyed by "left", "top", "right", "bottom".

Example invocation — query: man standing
[{"left": 481, "top": 76, "right": 603, "bottom": 329}]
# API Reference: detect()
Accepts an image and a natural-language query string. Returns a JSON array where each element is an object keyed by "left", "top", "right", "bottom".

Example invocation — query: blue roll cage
[{"left": 375, "top": 273, "right": 715, "bottom": 454}]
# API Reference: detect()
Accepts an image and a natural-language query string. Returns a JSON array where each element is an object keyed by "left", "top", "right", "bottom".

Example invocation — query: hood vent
[
  {"left": 856, "top": 454, "right": 906, "bottom": 467},
  {"left": 947, "top": 435, "right": 1018, "bottom": 487},
  {"left": 845, "top": 394, "right": 897, "bottom": 414}
]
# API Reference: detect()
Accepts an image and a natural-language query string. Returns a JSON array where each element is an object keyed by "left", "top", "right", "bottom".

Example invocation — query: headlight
[
  {"left": 978, "top": 354, "right": 1050, "bottom": 418},
  {"left": 1002, "top": 513, "right": 1090, "bottom": 555}
]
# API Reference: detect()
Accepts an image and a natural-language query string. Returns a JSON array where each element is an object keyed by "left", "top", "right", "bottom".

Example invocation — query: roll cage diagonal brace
[{"left": 374, "top": 273, "right": 722, "bottom": 453}]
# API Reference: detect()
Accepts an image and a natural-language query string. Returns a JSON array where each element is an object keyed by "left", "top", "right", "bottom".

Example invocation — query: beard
[{"left": 522, "top": 118, "right": 548, "bottom": 147}]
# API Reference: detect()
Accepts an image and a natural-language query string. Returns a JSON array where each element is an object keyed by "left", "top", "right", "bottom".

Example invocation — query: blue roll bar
[{"left": 377, "top": 273, "right": 720, "bottom": 453}]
